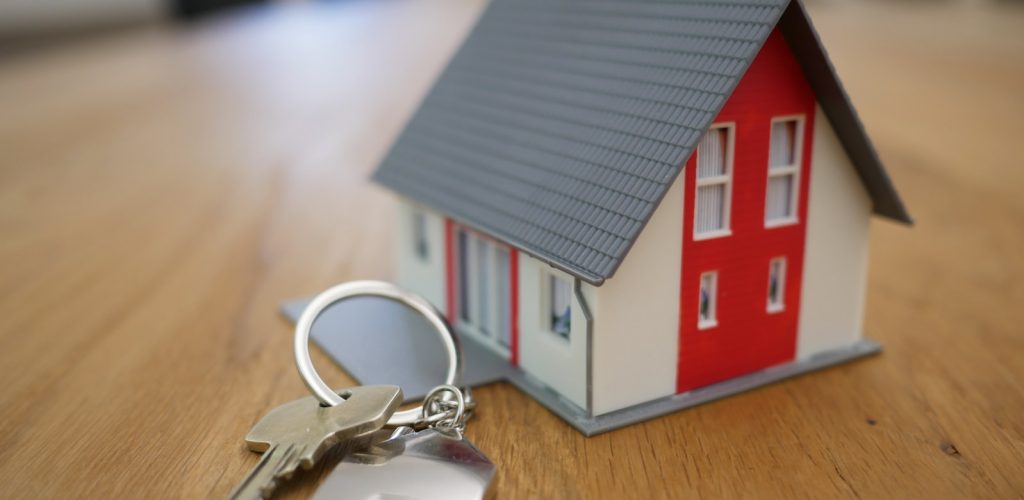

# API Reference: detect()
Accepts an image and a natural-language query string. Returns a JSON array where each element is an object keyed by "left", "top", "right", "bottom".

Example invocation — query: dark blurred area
[
  {"left": 172, "top": 0, "right": 269, "bottom": 19},
  {"left": 0, "top": 0, "right": 267, "bottom": 56}
]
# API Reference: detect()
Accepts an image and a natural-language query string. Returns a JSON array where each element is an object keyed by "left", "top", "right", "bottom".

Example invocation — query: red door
[{"left": 677, "top": 29, "right": 817, "bottom": 392}]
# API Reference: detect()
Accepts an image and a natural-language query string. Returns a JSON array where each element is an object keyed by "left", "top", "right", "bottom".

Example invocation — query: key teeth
[
  {"left": 257, "top": 444, "right": 302, "bottom": 498},
  {"left": 260, "top": 448, "right": 285, "bottom": 497},
  {"left": 258, "top": 481, "right": 277, "bottom": 499},
  {"left": 277, "top": 444, "right": 302, "bottom": 476}
]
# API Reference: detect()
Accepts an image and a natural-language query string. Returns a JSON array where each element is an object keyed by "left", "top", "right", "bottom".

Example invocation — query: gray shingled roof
[{"left": 373, "top": 0, "right": 910, "bottom": 285}]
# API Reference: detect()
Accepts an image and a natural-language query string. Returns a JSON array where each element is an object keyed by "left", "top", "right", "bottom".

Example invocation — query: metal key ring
[{"left": 293, "top": 280, "right": 462, "bottom": 427}]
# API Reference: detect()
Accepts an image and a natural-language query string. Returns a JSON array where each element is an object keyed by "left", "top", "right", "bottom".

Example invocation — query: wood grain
[{"left": 1, "top": 1, "right": 1022, "bottom": 497}]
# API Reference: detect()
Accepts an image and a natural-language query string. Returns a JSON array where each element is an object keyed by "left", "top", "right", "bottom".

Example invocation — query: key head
[{"left": 244, "top": 385, "right": 402, "bottom": 467}]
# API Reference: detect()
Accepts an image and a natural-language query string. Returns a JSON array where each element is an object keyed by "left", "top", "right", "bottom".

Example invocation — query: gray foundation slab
[
  {"left": 282, "top": 297, "right": 880, "bottom": 436},
  {"left": 554, "top": 339, "right": 881, "bottom": 436}
]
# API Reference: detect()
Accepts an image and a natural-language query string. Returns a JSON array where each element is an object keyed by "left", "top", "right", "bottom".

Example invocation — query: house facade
[{"left": 377, "top": 0, "right": 909, "bottom": 419}]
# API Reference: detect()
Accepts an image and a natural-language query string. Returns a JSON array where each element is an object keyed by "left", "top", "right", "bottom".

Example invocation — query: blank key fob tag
[{"left": 312, "top": 427, "right": 496, "bottom": 500}]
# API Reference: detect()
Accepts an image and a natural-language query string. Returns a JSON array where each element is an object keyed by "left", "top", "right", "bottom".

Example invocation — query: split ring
[
  {"left": 293, "top": 280, "right": 463, "bottom": 427},
  {"left": 422, "top": 384, "right": 466, "bottom": 428}
]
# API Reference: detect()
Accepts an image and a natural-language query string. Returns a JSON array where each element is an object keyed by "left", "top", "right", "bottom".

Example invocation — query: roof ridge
[
  {"left": 481, "top": 14, "right": 764, "bottom": 58},
  {"left": 453, "top": 51, "right": 729, "bottom": 116}
]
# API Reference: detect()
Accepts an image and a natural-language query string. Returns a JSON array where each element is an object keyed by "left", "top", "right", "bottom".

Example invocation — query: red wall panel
[{"left": 677, "top": 29, "right": 817, "bottom": 392}]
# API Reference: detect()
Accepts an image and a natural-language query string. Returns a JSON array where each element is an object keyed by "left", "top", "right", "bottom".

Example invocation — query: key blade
[{"left": 228, "top": 444, "right": 294, "bottom": 500}]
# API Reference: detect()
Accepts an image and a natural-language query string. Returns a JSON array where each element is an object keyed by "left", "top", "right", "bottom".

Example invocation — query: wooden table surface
[{"left": 1, "top": 0, "right": 1022, "bottom": 497}]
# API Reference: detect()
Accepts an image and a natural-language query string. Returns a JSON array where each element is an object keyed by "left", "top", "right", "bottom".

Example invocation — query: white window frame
[
  {"left": 765, "top": 116, "right": 804, "bottom": 228},
  {"left": 767, "top": 257, "right": 787, "bottom": 313},
  {"left": 454, "top": 226, "right": 512, "bottom": 356},
  {"left": 543, "top": 271, "right": 572, "bottom": 341},
  {"left": 698, "top": 271, "right": 718, "bottom": 330},
  {"left": 693, "top": 123, "right": 735, "bottom": 240}
]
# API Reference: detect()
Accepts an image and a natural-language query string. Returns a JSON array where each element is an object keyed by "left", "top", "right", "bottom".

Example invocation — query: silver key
[{"left": 229, "top": 385, "right": 403, "bottom": 500}]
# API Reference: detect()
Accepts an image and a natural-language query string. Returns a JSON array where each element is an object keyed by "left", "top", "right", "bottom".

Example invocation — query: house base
[
  {"left": 553, "top": 339, "right": 881, "bottom": 436},
  {"left": 281, "top": 296, "right": 881, "bottom": 436}
]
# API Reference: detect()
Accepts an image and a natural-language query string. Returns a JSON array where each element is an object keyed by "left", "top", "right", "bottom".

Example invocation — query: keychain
[
  {"left": 312, "top": 384, "right": 494, "bottom": 500},
  {"left": 228, "top": 281, "right": 495, "bottom": 499}
]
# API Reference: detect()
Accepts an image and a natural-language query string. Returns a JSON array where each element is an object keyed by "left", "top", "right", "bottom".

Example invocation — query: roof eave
[
  {"left": 372, "top": 174, "right": 609, "bottom": 285},
  {"left": 779, "top": 0, "right": 913, "bottom": 225}
]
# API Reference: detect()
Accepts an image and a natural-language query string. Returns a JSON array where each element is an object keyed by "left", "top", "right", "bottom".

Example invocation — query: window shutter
[
  {"left": 698, "top": 129, "right": 726, "bottom": 178},
  {"left": 766, "top": 175, "right": 794, "bottom": 220},
  {"left": 770, "top": 120, "right": 796, "bottom": 168},
  {"left": 696, "top": 184, "right": 725, "bottom": 233}
]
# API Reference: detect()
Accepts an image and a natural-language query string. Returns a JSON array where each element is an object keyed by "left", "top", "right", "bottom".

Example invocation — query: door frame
[{"left": 445, "top": 220, "right": 519, "bottom": 364}]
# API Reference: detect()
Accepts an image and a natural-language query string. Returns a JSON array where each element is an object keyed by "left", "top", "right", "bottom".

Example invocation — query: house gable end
[{"left": 778, "top": 1, "right": 911, "bottom": 223}]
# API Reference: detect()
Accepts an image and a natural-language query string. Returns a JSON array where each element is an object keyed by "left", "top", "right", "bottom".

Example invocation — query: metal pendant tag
[{"left": 312, "top": 427, "right": 496, "bottom": 500}]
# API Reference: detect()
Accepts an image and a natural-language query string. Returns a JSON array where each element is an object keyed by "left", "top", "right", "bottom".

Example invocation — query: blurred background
[
  {"left": 1, "top": 0, "right": 1021, "bottom": 55},
  {"left": 0, "top": 0, "right": 255, "bottom": 53},
  {"left": 0, "top": 0, "right": 260, "bottom": 43},
  {"left": 0, "top": 0, "right": 1022, "bottom": 496}
]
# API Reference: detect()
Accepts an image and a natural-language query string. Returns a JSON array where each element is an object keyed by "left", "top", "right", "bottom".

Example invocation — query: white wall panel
[
  {"left": 590, "top": 177, "right": 684, "bottom": 415},
  {"left": 517, "top": 254, "right": 590, "bottom": 410},
  {"left": 394, "top": 200, "right": 447, "bottom": 315},
  {"left": 797, "top": 106, "right": 872, "bottom": 358}
]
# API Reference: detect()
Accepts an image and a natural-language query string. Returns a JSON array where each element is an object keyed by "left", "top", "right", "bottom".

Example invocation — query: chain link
[{"left": 421, "top": 384, "right": 474, "bottom": 431}]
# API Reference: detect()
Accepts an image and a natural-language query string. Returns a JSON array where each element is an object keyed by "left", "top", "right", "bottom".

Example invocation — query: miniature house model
[{"left": 374, "top": 0, "right": 910, "bottom": 429}]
